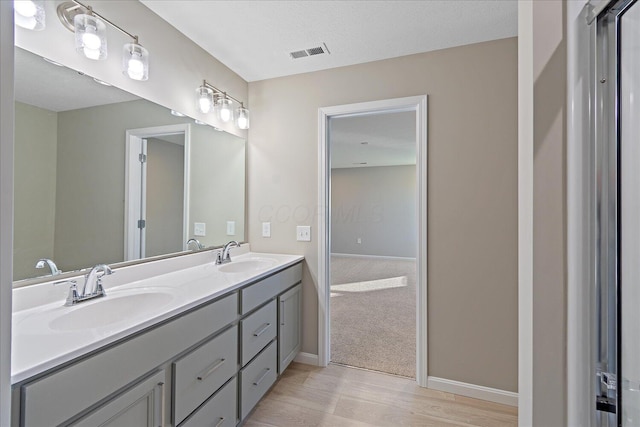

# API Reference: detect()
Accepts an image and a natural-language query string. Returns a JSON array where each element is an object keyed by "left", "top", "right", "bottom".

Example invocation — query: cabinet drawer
[
  {"left": 239, "top": 341, "right": 277, "bottom": 420},
  {"left": 241, "top": 301, "right": 276, "bottom": 365},
  {"left": 240, "top": 263, "right": 302, "bottom": 314},
  {"left": 181, "top": 378, "right": 237, "bottom": 427},
  {"left": 173, "top": 325, "right": 238, "bottom": 426},
  {"left": 21, "top": 293, "right": 238, "bottom": 427}
]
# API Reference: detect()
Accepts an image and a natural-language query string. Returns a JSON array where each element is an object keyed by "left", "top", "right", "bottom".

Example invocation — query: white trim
[
  {"left": 518, "top": 1, "right": 534, "bottom": 425},
  {"left": 124, "top": 124, "right": 191, "bottom": 261},
  {"left": 567, "top": 1, "right": 593, "bottom": 425},
  {"left": 427, "top": 376, "right": 518, "bottom": 407},
  {"left": 294, "top": 352, "right": 319, "bottom": 366},
  {"left": 318, "top": 95, "right": 428, "bottom": 387},
  {"left": 330, "top": 253, "right": 416, "bottom": 262},
  {"left": 0, "top": 2, "right": 14, "bottom": 423}
]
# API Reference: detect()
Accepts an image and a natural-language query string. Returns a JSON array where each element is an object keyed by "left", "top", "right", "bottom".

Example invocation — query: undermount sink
[
  {"left": 218, "top": 258, "right": 277, "bottom": 274},
  {"left": 49, "top": 288, "right": 175, "bottom": 332}
]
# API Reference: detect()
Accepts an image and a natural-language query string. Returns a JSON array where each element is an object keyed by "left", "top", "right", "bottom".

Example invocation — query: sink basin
[
  {"left": 218, "top": 258, "right": 277, "bottom": 274},
  {"left": 48, "top": 288, "right": 175, "bottom": 332}
]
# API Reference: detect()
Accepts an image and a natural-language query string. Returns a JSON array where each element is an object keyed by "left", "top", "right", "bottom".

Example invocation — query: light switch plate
[
  {"left": 194, "top": 222, "right": 206, "bottom": 236},
  {"left": 262, "top": 222, "right": 271, "bottom": 238},
  {"left": 296, "top": 225, "right": 311, "bottom": 242}
]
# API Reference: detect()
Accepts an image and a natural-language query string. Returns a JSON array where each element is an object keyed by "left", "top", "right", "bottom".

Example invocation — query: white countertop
[{"left": 11, "top": 251, "right": 303, "bottom": 384}]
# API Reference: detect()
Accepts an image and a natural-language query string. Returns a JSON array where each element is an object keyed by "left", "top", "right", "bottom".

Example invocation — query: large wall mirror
[{"left": 13, "top": 46, "right": 246, "bottom": 283}]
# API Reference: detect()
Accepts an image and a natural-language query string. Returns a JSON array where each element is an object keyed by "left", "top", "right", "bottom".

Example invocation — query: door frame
[
  {"left": 124, "top": 124, "right": 191, "bottom": 261},
  {"left": 317, "top": 95, "right": 428, "bottom": 386}
]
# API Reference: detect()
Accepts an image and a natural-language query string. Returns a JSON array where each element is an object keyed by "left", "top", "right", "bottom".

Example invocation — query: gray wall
[
  {"left": 50, "top": 99, "right": 244, "bottom": 273},
  {"left": 248, "top": 37, "right": 518, "bottom": 392},
  {"left": 331, "top": 165, "right": 416, "bottom": 258},
  {"left": 145, "top": 137, "right": 184, "bottom": 258},
  {"left": 13, "top": 102, "right": 57, "bottom": 280},
  {"left": 189, "top": 127, "right": 245, "bottom": 246}
]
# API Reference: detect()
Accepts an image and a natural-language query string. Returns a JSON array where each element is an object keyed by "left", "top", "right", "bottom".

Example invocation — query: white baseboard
[
  {"left": 331, "top": 253, "right": 416, "bottom": 262},
  {"left": 427, "top": 376, "right": 518, "bottom": 407},
  {"left": 294, "top": 352, "right": 319, "bottom": 366}
]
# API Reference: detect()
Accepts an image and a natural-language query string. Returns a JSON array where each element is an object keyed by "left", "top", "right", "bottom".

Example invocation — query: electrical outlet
[
  {"left": 262, "top": 222, "right": 271, "bottom": 238},
  {"left": 194, "top": 222, "right": 206, "bottom": 236},
  {"left": 226, "top": 221, "right": 235, "bottom": 236},
  {"left": 296, "top": 225, "right": 311, "bottom": 242},
  {"left": 357, "top": 237, "right": 362, "bottom": 244}
]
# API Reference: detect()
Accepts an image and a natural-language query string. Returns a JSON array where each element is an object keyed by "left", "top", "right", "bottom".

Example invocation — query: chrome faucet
[
  {"left": 187, "top": 238, "right": 204, "bottom": 250},
  {"left": 35, "top": 258, "right": 61, "bottom": 276},
  {"left": 216, "top": 241, "right": 240, "bottom": 265},
  {"left": 81, "top": 264, "right": 113, "bottom": 298}
]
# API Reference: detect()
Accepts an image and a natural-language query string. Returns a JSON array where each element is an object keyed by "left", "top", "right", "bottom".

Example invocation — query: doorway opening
[
  {"left": 124, "top": 124, "right": 190, "bottom": 261},
  {"left": 318, "top": 96, "right": 428, "bottom": 385},
  {"left": 329, "top": 111, "right": 417, "bottom": 378}
]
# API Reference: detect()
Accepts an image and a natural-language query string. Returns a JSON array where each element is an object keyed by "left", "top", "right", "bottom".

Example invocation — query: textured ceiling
[{"left": 141, "top": 0, "right": 518, "bottom": 82}]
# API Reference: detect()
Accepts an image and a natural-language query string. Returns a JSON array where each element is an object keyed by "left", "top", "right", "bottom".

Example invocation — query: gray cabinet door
[
  {"left": 71, "top": 370, "right": 166, "bottom": 427},
  {"left": 278, "top": 284, "right": 301, "bottom": 373}
]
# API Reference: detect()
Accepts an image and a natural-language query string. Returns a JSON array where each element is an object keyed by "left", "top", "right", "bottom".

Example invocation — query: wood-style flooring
[{"left": 244, "top": 363, "right": 518, "bottom": 427}]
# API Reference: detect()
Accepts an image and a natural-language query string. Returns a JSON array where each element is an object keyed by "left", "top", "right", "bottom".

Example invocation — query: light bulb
[
  {"left": 83, "top": 47, "right": 101, "bottom": 60},
  {"left": 196, "top": 86, "right": 214, "bottom": 114},
  {"left": 74, "top": 14, "right": 107, "bottom": 60},
  {"left": 14, "top": 0, "right": 45, "bottom": 30},
  {"left": 14, "top": 0, "right": 36, "bottom": 17},
  {"left": 122, "top": 42, "right": 149, "bottom": 81},
  {"left": 236, "top": 106, "right": 250, "bottom": 130},
  {"left": 82, "top": 26, "right": 101, "bottom": 50},
  {"left": 216, "top": 97, "right": 233, "bottom": 123}
]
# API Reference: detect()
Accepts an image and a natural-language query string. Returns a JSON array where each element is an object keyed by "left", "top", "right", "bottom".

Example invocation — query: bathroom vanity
[{"left": 10, "top": 250, "right": 303, "bottom": 427}]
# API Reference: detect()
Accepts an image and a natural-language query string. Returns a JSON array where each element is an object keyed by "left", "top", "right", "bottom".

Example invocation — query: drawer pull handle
[
  {"left": 253, "top": 323, "right": 271, "bottom": 337},
  {"left": 253, "top": 368, "right": 271, "bottom": 386},
  {"left": 281, "top": 300, "right": 285, "bottom": 326},
  {"left": 197, "top": 358, "right": 226, "bottom": 381},
  {"left": 214, "top": 417, "right": 225, "bottom": 427}
]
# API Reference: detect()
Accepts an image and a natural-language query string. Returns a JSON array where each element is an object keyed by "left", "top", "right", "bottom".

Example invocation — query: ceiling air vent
[{"left": 289, "top": 43, "right": 330, "bottom": 60}]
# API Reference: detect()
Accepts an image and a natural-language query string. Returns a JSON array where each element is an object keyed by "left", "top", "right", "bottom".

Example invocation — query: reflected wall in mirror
[{"left": 13, "top": 47, "right": 245, "bottom": 282}]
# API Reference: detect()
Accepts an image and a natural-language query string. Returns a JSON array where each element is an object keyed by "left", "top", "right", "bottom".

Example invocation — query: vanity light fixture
[
  {"left": 14, "top": 0, "right": 45, "bottom": 31},
  {"left": 57, "top": 1, "right": 150, "bottom": 80},
  {"left": 195, "top": 80, "right": 250, "bottom": 130}
]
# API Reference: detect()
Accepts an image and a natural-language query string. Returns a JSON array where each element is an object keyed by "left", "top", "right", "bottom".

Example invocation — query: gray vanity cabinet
[
  {"left": 12, "top": 261, "right": 303, "bottom": 427},
  {"left": 71, "top": 370, "right": 166, "bottom": 427},
  {"left": 278, "top": 283, "right": 302, "bottom": 373}
]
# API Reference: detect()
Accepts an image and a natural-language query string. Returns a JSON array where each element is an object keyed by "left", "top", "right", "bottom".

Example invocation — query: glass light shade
[
  {"left": 122, "top": 42, "right": 149, "bottom": 81},
  {"left": 14, "top": 0, "right": 45, "bottom": 31},
  {"left": 196, "top": 86, "right": 214, "bottom": 114},
  {"left": 235, "top": 106, "right": 250, "bottom": 130},
  {"left": 74, "top": 13, "right": 107, "bottom": 60},
  {"left": 216, "top": 97, "right": 233, "bottom": 123}
]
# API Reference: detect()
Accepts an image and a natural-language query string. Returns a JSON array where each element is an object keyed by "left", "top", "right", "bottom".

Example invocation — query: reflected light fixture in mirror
[
  {"left": 196, "top": 80, "right": 250, "bottom": 130},
  {"left": 14, "top": 0, "right": 45, "bottom": 30}
]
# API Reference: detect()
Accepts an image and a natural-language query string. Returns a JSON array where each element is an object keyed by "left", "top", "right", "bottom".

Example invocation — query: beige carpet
[{"left": 330, "top": 255, "right": 416, "bottom": 378}]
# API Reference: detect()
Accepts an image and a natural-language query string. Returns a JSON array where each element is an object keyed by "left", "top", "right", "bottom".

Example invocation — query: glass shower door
[{"left": 620, "top": 1, "right": 640, "bottom": 424}]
